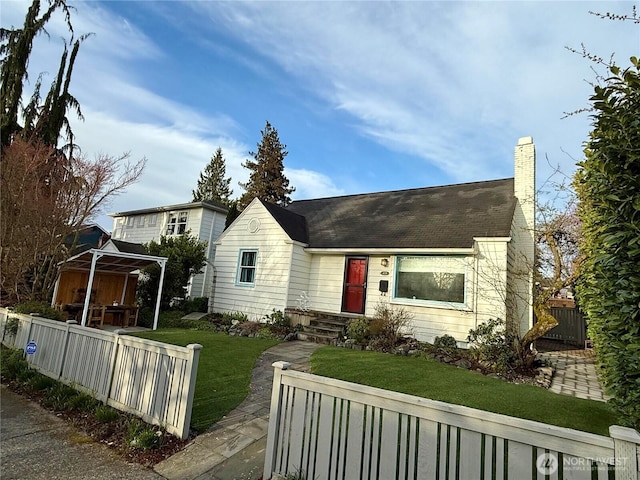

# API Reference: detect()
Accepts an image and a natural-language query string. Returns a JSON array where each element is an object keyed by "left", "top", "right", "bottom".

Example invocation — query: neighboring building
[
  {"left": 211, "top": 137, "right": 536, "bottom": 346},
  {"left": 109, "top": 201, "right": 228, "bottom": 299}
]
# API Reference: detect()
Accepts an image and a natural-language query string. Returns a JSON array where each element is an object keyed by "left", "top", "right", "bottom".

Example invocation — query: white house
[
  {"left": 109, "top": 201, "right": 228, "bottom": 299},
  {"left": 212, "top": 137, "right": 536, "bottom": 345}
]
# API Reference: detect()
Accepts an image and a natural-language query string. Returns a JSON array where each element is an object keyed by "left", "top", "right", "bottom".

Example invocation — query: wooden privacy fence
[
  {"left": 264, "top": 362, "right": 640, "bottom": 480},
  {"left": 0, "top": 308, "right": 200, "bottom": 439},
  {"left": 542, "top": 307, "right": 587, "bottom": 347}
]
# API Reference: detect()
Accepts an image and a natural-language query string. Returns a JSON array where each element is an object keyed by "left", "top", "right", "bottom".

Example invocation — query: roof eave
[{"left": 303, "top": 247, "right": 477, "bottom": 255}]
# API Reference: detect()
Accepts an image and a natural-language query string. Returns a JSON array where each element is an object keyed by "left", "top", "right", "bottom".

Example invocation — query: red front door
[{"left": 342, "top": 257, "right": 368, "bottom": 314}]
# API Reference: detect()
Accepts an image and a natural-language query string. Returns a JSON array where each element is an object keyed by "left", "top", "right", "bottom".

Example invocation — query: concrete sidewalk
[
  {"left": 0, "top": 384, "right": 162, "bottom": 480},
  {"left": 153, "top": 341, "right": 322, "bottom": 480}
]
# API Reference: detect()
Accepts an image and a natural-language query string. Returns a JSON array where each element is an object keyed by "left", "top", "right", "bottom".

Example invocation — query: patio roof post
[
  {"left": 81, "top": 251, "right": 101, "bottom": 326},
  {"left": 152, "top": 259, "right": 167, "bottom": 331},
  {"left": 120, "top": 274, "right": 129, "bottom": 305}
]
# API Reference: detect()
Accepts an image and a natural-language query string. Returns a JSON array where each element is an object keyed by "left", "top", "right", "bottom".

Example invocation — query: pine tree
[
  {"left": 192, "top": 147, "right": 233, "bottom": 205},
  {"left": 238, "top": 121, "right": 295, "bottom": 209}
]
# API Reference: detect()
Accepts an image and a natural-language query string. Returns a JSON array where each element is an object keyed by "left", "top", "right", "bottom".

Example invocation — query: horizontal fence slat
[{"left": 278, "top": 370, "right": 614, "bottom": 460}]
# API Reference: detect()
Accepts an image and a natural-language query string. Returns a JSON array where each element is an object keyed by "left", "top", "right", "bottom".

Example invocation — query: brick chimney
[
  {"left": 512, "top": 136, "right": 536, "bottom": 334},
  {"left": 514, "top": 136, "right": 536, "bottom": 214}
]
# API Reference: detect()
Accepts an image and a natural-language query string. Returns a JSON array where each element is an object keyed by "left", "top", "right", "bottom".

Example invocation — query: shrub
[
  {"left": 223, "top": 311, "right": 249, "bottom": 323},
  {"left": 370, "top": 303, "right": 414, "bottom": 345},
  {"left": 94, "top": 405, "right": 120, "bottom": 423},
  {"left": 434, "top": 334, "right": 458, "bottom": 350},
  {"left": 67, "top": 392, "right": 100, "bottom": 413},
  {"left": 3, "top": 317, "right": 19, "bottom": 338},
  {"left": 180, "top": 297, "right": 209, "bottom": 313},
  {"left": 0, "top": 348, "right": 28, "bottom": 381},
  {"left": 26, "top": 374, "right": 57, "bottom": 392},
  {"left": 347, "top": 317, "right": 370, "bottom": 344},
  {"left": 467, "top": 319, "right": 522, "bottom": 374},
  {"left": 263, "top": 309, "right": 289, "bottom": 328},
  {"left": 42, "top": 383, "right": 78, "bottom": 411},
  {"left": 13, "top": 301, "right": 64, "bottom": 321},
  {"left": 126, "top": 420, "right": 161, "bottom": 450},
  {"left": 230, "top": 321, "right": 262, "bottom": 337},
  {"left": 574, "top": 57, "right": 640, "bottom": 429}
]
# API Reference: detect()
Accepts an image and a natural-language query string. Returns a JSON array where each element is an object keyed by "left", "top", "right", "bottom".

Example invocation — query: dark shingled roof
[
  {"left": 110, "top": 239, "right": 147, "bottom": 255},
  {"left": 279, "top": 178, "right": 516, "bottom": 249},
  {"left": 260, "top": 200, "right": 308, "bottom": 244}
]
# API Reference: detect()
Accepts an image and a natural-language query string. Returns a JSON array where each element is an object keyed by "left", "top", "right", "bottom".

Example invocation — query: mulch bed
[{"left": 4, "top": 379, "right": 192, "bottom": 467}]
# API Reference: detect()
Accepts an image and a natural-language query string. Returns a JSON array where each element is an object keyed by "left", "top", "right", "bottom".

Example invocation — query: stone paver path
[
  {"left": 153, "top": 340, "right": 322, "bottom": 480},
  {"left": 539, "top": 347, "right": 610, "bottom": 402}
]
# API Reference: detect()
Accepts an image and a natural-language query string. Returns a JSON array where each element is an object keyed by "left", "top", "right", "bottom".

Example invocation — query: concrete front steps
[{"left": 287, "top": 309, "right": 355, "bottom": 345}]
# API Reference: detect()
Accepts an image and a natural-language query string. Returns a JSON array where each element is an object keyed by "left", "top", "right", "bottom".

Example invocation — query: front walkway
[
  {"left": 538, "top": 344, "right": 610, "bottom": 402},
  {"left": 153, "top": 341, "right": 322, "bottom": 480}
]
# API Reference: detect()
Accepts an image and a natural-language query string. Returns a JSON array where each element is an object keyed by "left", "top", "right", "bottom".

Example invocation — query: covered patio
[{"left": 52, "top": 240, "right": 167, "bottom": 330}]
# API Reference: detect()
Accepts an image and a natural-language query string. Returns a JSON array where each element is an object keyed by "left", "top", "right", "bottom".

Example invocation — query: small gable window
[
  {"left": 394, "top": 256, "right": 467, "bottom": 306},
  {"left": 237, "top": 250, "right": 258, "bottom": 286}
]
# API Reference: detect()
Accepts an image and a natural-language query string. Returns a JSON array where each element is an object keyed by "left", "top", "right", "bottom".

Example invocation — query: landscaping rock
[{"left": 454, "top": 359, "right": 471, "bottom": 369}]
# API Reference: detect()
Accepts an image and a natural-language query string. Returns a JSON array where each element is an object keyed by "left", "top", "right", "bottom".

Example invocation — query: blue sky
[{"left": 2, "top": 1, "right": 638, "bottom": 231}]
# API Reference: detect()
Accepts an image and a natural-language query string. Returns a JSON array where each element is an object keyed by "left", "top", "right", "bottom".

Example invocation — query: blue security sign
[{"left": 25, "top": 341, "right": 37, "bottom": 355}]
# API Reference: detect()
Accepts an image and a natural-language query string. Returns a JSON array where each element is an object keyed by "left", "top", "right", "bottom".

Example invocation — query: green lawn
[
  {"left": 311, "top": 347, "right": 617, "bottom": 436},
  {"left": 132, "top": 329, "right": 279, "bottom": 433}
]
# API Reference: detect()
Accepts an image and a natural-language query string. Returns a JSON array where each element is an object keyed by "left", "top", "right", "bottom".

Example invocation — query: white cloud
[
  {"left": 287, "top": 169, "right": 345, "bottom": 200},
  {"left": 194, "top": 1, "right": 638, "bottom": 184}
]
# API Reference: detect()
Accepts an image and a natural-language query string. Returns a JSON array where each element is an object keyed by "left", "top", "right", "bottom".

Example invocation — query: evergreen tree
[
  {"left": 1, "top": 0, "right": 86, "bottom": 151},
  {"left": 192, "top": 147, "right": 232, "bottom": 205},
  {"left": 238, "top": 121, "right": 295, "bottom": 209},
  {"left": 224, "top": 200, "right": 240, "bottom": 229}
]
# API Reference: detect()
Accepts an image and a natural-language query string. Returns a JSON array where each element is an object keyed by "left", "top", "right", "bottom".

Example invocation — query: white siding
[
  {"left": 111, "top": 207, "right": 227, "bottom": 301},
  {"left": 286, "top": 244, "right": 312, "bottom": 310},
  {"left": 303, "top": 247, "right": 510, "bottom": 346},
  {"left": 373, "top": 255, "right": 479, "bottom": 345},
  {"left": 111, "top": 214, "right": 165, "bottom": 244},
  {"left": 212, "top": 201, "right": 294, "bottom": 320},
  {"left": 307, "top": 254, "right": 345, "bottom": 313}
]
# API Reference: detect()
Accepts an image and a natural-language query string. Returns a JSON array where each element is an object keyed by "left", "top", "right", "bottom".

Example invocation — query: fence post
[
  {"left": 174, "top": 343, "right": 203, "bottom": 440},
  {"left": 106, "top": 329, "right": 123, "bottom": 404},
  {"left": 263, "top": 361, "right": 291, "bottom": 480},
  {"left": 58, "top": 320, "right": 77, "bottom": 379},
  {"left": 610, "top": 425, "right": 640, "bottom": 480}
]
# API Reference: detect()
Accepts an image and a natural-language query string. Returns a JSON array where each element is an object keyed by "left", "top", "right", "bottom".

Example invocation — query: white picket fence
[
  {"left": 264, "top": 362, "right": 640, "bottom": 480},
  {"left": 0, "top": 308, "right": 200, "bottom": 439}
]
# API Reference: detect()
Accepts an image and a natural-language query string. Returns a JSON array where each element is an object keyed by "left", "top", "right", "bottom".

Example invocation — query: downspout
[{"left": 474, "top": 243, "right": 479, "bottom": 329}]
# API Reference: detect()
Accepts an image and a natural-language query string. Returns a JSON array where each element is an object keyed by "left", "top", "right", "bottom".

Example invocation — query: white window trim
[
  {"left": 167, "top": 211, "right": 188, "bottom": 236},
  {"left": 391, "top": 255, "right": 471, "bottom": 309},
  {"left": 236, "top": 249, "right": 258, "bottom": 287}
]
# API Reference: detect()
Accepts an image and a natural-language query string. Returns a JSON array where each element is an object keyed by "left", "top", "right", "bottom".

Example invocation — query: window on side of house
[
  {"left": 136, "top": 215, "right": 146, "bottom": 228},
  {"left": 394, "top": 256, "right": 467, "bottom": 305},
  {"left": 166, "top": 211, "right": 188, "bottom": 235},
  {"left": 236, "top": 250, "right": 258, "bottom": 286},
  {"left": 148, "top": 214, "right": 157, "bottom": 227},
  {"left": 126, "top": 216, "right": 134, "bottom": 228}
]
